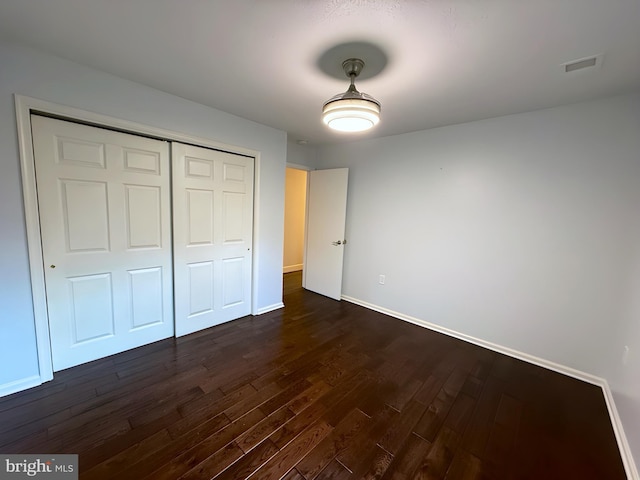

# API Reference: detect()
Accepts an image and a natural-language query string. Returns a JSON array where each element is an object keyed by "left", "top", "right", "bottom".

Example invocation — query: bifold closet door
[
  {"left": 172, "top": 143, "right": 254, "bottom": 337},
  {"left": 31, "top": 116, "right": 174, "bottom": 371}
]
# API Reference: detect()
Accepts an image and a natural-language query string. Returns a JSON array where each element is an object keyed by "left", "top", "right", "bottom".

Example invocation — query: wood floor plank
[
  {"left": 177, "top": 382, "right": 255, "bottom": 423},
  {"left": 0, "top": 407, "right": 73, "bottom": 449},
  {"left": 321, "top": 374, "right": 377, "bottom": 427},
  {"left": 247, "top": 419, "right": 333, "bottom": 480},
  {"left": 378, "top": 399, "right": 429, "bottom": 456},
  {"left": 414, "top": 374, "right": 447, "bottom": 406},
  {"left": 138, "top": 408, "right": 265, "bottom": 480},
  {"left": 223, "top": 381, "right": 283, "bottom": 421},
  {"left": 295, "top": 407, "right": 369, "bottom": 479},
  {"left": 413, "top": 368, "right": 468, "bottom": 442},
  {"left": 0, "top": 383, "right": 96, "bottom": 435},
  {"left": 55, "top": 416, "right": 131, "bottom": 452},
  {"left": 268, "top": 401, "right": 328, "bottom": 450},
  {"left": 287, "top": 380, "right": 332, "bottom": 415},
  {"left": 166, "top": 407, "right": 230, "bottom": 441},
  {"left": 218, "top": 439, "right": 280, "bottom": 479},
  {"left": 444, "top": 450, "right": 487, "bottom": 480},
  {"left": 0, "top": 271, "right": 627, "bottom": 480},
  {"left": 336, "top": 406, "right": 398, "bottom": 473},
  {"left": 356, "top": 445, "right": 394, "bottom": 479},
  {"left": 0, "top": 429, "right": 63, "bottom": 455},
  {"left": 260, "top": 379, "right": 312, "bottom": 416},
  {"left": 316, "top": 459, "right": 353, "bottom": 480},
  {"left": 177, "top": 442, "right": 245, "bottom": 480},
  {"left": 88, "top": 411, "right": 230, "bottom": 479},
  {"left": 81, "top": 428, "right": 173, "bottom": 480},
  {"left": 237, "top": 406, "right": 295, "bottom": 454},
  {"left": 443, "top": 393, "right": 476, "bottom": 435},
  {"left": 80, "top": 410, "right": 182, "bottom": 472},
  {"left": 460, "top": 376, "right": 505, "bottom": 458},
  {"left": 282, "top": 468, "right": 306, "bottom": 480},
  {"left": 381, "top": 432, "right": 432, "bottom": 480},
  {"left": 127, "top": 386, "right": 203, "bottom": 429},
  {"left": 413, "top": 426, "right": 461, "bottom": 479},
  {"left": 386, "top": 377, "right": 424, "bottom": 412}
]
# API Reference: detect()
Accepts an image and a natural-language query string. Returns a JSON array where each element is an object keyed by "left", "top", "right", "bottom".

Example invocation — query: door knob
[
  {"left": 331, "top": 240, "right": 347, "bottom": 246},
  {"left": 50, "top": 265, "right": 56, "bottom": 269}
]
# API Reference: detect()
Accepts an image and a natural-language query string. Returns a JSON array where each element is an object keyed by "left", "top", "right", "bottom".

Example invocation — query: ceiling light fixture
[{"left": 322, "top": 58, "right": 381, "bottom": 133}]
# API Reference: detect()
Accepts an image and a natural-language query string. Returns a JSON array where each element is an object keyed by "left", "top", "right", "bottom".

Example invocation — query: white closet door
[
  {"left": 31, "top": 116, "right": 174, "bottom": 371},
  {"left": 172, "top": 143, "right": 254, "bottom": 337}
]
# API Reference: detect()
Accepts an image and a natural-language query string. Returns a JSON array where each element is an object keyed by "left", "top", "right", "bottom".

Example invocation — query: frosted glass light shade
[
  {"left": 321, "top": 58, "right": 381, "bottom": 133},
  {"left": 322, "top": 97, "right": 381, "bottom": 132}
]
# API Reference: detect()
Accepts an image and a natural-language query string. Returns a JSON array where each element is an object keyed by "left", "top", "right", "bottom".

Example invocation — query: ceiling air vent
[{"left": 562, "top": 54, "right": 603, "bottom": 74}]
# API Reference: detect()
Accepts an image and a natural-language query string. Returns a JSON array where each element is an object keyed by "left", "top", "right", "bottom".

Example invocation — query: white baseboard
[
  {"left": 283, "top": 264, "right": 303, "bottom": 274},
  {"left": 0, "top": 375, "right": 42, "bottom": 398},
  {"left": 255, "top": 302, "right": 284, "bottom": 315},
  {"left": 341, "top": 295, "right": 638, "bottom": 480},
  {"left": 342, "top": 295, "right": 598, "bottom": 382},
  {"left": 601, "top": 381, "right": 640, "bottom": 479}
]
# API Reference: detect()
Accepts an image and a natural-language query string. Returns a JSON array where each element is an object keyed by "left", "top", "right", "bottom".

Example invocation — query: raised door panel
[
  {"left": 188, "top": 261, "right": 215, "bottom": 317},
  {"left": 68, "top": 273, "right": 115, "bottom": 343},
  {"left": 186, "top": 189, "right": 215, "bottom": 246},
  {"left": 125, "top": 185, "right": 162, "bottom": 249},
  {"left": 61, "top": 180, "right": 110, "bottom": 253},
  {"left": 186, "top": 156, "right": 214, "bottom": 179},
  {"left": 123, "top": 148, "right": 161, "bottom": 175},
  {"left": 56, "top": 136, "right": 106, "bottom": 168},
  {"left": 128, "top": 267, "right": 164, "bottom": 329},
  {"left": 223, "top": 192, "right": 245, "bottom": 244},
  {"left": 222, "top": 257, "right": 245, "bottom": 308}
]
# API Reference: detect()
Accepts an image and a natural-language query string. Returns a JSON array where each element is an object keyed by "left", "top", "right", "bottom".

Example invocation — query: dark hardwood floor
[{"left": 0, "top": 271, "right": 627, "bottom": 479}]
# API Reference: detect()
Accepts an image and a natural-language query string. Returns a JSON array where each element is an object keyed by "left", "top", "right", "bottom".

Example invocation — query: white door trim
[
  {"left": 14, "top": 94, "right": 261, "bottom": 386},
  {"left": 286, "top": 162, "right": 312, "bottom": 171}
]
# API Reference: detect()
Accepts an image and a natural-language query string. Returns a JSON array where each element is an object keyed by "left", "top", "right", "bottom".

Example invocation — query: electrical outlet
[
  {"left": 622, "top": 346, "right": 630, "bottom": 366},
  {"left": 379, "top": 274, "right": 385, "bottom": 285}
]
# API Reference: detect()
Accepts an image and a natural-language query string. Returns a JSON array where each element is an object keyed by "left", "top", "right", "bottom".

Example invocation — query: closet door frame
[{"left": 15, "top": 94, "right": 261, "bottom": 387}]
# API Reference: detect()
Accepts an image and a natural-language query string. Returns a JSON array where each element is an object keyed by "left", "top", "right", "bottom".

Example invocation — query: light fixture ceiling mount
[{"left": 322, "top": 58, "right": 381, "bottom": 133}]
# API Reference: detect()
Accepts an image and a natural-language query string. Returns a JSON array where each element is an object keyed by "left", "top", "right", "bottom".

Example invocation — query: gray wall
[
  {"left": 286, "top": 139, "right": 317, "bottom": 169},
  {"left": 316, "top": 93, "right": 640, "bottom": 464},
  {"left": 0, "top": 41, "right": 287, "bottom": 391}
]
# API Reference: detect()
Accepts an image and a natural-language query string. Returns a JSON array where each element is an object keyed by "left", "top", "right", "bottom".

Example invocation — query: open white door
[
  {"left": 303, "top": 168, "right": 349, "bottom": 300},
  {"left": 172, "top": 143, "right": 254, "bottom": 337}
]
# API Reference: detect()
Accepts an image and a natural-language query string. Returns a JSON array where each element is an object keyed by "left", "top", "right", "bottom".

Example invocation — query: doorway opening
[{"left": 283, "top": 167, "right": 308, "bottom": 292}]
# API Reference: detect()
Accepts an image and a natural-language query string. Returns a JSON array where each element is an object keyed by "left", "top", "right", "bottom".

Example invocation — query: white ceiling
[{"left": 0, "top": 0, "right": 638, "bottom": 146}]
